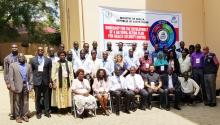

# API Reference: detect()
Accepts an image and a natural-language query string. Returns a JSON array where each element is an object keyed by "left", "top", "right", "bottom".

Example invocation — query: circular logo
[{"left": 149, "top": 20, "right": 176, "bottom": 49}]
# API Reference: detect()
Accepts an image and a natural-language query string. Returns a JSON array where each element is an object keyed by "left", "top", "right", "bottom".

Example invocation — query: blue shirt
[{"left": 19, "top": 63, "right": 27, "bottom": 82}]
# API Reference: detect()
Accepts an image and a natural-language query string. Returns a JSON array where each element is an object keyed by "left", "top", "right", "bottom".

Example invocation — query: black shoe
[
  {"left": 148, "top": 104, "right": 152, "bottom": 110},
  {"left": 140, "top": 106, "right": 146, "bottom": 111},
  {"left": 45, "top": 113, "right": 51, "bottom": 118},
  {"left": 10, "top": 116, "right": 15, "bottom": 120},
  {"left": 209, "top": 103, "right": 217, "bottom": 107},
  {"left": 124, "top": 110, "right": 130, "bottom": 114},
  {"left": 174, "top": 105, "right": 181, "bottom": 110},
  {"left": 116, "top": 111, "right": 120, "bottom": 116},
  {"left": 36, "top": 114, "right": 42, "bottom": 119}
]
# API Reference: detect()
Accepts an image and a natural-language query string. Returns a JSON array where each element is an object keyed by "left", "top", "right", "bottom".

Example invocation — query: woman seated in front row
[
  {"left": 71, "top": 69, "right": 97, "bottom": 118},
  {"left": 92, "top": 69, "right": 110, "bottom": 116}
]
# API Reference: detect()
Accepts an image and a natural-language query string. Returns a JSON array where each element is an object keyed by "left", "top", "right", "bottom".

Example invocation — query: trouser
[
  {"left": 9, "top": 90, "right": 15, "bottom": 117},
  {"left": 192, "top": 69, "right": 207, "bottom": 103},
  {"left": 147, "top": 88, "right": 164, "bottom": 106},
  {"left": 164, "top": 88, "right": 181, "bottom": 107},
  {"left": 34, "top": 84, "right": 50, "bottom": 114},
  {"left": 110, "top": 89, "right": 133, "bottom": 112},
  {"left": 204, "top": 74, "right": 217, "bottom": 104},
  {"left": 14, "top": 85, "right": 29, "bottom": 118},
  {"left": 180, "top": 92, "right": 195, "bottom": 104},
  {"left": 128, "top": 89, "right": 149, "bottom": 108}
]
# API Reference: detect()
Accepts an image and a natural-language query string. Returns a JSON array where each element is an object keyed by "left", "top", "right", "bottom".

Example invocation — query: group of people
[{"left": 3, "top": 40, "right": 219, "bottom": 123}]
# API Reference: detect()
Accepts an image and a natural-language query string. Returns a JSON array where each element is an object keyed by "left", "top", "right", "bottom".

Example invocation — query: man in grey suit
[
  {"left": 9, "top": 53, "right": 33, "bottom": 123},
  {"left": 3, "top": 44, "right": 19, "bottom": 120},
  {"left": 30, "top": 46, "right": 52, "bottom": 119}
]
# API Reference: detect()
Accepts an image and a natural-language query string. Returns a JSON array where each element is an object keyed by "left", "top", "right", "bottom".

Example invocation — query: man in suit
[
  {"left": 9, "top": 53, "right": 33, "bottom": 123},
  {"left": 161, "top": 67, "right": 181, "bottom": 110},
  {"left": 3, "top": 44, "right": 19, "bottom": 120},
  {"left": 30, "top": 46, "right": 52, "bottom": 119}
]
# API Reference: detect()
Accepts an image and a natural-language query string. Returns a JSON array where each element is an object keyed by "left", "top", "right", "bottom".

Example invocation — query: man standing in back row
[{"left": 30, "top": 46, "right": 52, "bottom": 119}]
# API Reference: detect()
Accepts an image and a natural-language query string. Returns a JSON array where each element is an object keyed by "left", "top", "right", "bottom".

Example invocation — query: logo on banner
[{"left": 149, "top": 20, "right": 176, "bottom": 49}]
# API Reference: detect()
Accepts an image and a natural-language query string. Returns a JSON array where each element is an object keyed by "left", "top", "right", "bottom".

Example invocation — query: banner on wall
[{"left": 99, "top": 7, "right": 182, "bottom": 52}]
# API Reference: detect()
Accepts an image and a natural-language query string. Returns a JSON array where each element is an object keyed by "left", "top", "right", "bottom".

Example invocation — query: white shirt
[
  {"left": 109, "top": 75, "right": 127, "bottom": 91},
  {"left": 89, "top": 58, "right": 101, "bottom": 77},
  {"left": 100, "top": 59, "right": 114, "bottom": 76},
  {"left": 71, "top": 48, "right": 80, "bottom": 60},
  {"left": 178, "top": 55, "right": 191, "bottom": 74},
  {"left": 71, "top": 79, "right": 90, "bottom": 94},
  {"left": 178, "top": 77, "right": 200, "bottom": 96},
  {"left": 115, "top": 49, "right": 127, "bottom": 58},
  {"left": 168, "top": 75, "right": 174, "bottom": 89},
  {"left": 73, "top": 58, "right": 91, "bottom": 74},
  {"left": 125, "top": 74, "right": 144, "bottom": 90},
  {"left": 125, "top": 56, "right": 140, "bottom": 69},
  {"left": 139, "top": 49, "right": 148, "bottom": 58},
  {"left": 133, "top": 49, "right": 141, "bottom": 59},
  {"left": 106, "top": 50, "right": 115, "bottom": 60}
]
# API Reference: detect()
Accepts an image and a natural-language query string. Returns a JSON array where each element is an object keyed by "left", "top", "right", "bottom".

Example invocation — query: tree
[{"left": 0, "top": 0, "right": 60, "bottom": 44}]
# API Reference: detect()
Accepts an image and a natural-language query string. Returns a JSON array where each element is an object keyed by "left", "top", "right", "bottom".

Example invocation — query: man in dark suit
[
  {"left": 161, "top": 67, "right": 181, "bottom": 110},
  {"left": 30, "top": 46, "right": 52, "bottom": 119}
]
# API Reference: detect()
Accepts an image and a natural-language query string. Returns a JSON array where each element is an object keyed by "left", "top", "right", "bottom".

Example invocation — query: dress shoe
[
  {"left": 148, "top": 105, "right": 152, "bottom": 110},
  {"left": 116, "top": 111, "right": 120, "bottom": 116},
  {"left": 16, "top": 117, "right": 22, "bottom": 123},
  {"left": 140, "top": 106, "right": 146, "bottom": 111},
  {"left": 209, "top": 103, "right": 217, "bottom": 107},
  {"left": 45, "top": 113, "right": 51, "bottom": 118},
  {"left": 36, "top": 114, "right": 42, "bottom": 119},
  {"left": 10, "top": 116, "right": 15, "bottom": 120},
  {"left": 174, "top": 105, "right": 181, "bottom": 110},
  {"left": 22, "top": 116, "right": 29, "bottom": 122},
  {"left": 124, "top": 110, "right": 130, "bottom": 114}
]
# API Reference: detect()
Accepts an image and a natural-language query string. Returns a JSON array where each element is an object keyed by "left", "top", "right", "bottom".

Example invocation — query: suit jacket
[
  {"left": 161, "top": 73, "right": 181, "bottom": 90},
  {"left": 9, "top": 62, "right": 33, "bottom": 93},
  {"left": 3, "top": 53, "right": 18, "bottom": 84},
  {"left": 30, "top": 56, "right": 52, "bottom": 86}
]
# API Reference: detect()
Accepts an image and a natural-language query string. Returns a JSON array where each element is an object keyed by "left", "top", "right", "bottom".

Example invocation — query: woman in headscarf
[
  {"left": 51, "top": 51, "right": 74, "bottom": 113},
  {"left": 154, "top": 51, "right": 168, "bottom": 75}
]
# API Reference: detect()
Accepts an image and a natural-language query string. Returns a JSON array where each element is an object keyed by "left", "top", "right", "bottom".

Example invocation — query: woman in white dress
[
  {"left": 71, "top": 69, "right": 97, "bottom": 118},
  {"left": 92, "top": 69, "right": 110, "bottom": 115}
]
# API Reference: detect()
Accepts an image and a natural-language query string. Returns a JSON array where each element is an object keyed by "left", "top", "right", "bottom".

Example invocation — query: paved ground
[{"left": 0, "top": 71, "right": 220, "bottom": 125}]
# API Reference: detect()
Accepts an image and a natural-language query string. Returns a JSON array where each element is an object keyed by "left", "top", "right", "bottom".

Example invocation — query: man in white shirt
[
  {"left": 178, "top": 72, "right": 200, "bottom": 104},
  {"left": 71, "top": 41, "right": 80, "bottom": 61},
  {"left": 100, "top": 51, "right": 114, "bottom": 76},
  {"left": 73, "top": 49, "right": 92, "bottom": 76},
  {"left": 90, "top": 50, "right": 101, "bottom": 78},
  {"left": 106, "top": 41, "right": 115, "bottom": 60},
  {"left": 83, "top": 43, "right": 90, "bottom": 59},
  {"left": 178, "top": 49, "right": 191, "bottom": 75},
  {"left": 115, "top": 42, "right": 127, "bottom": 58},
  {"left": 126, "top": 66, "right": 148, "bottom": 110},
  {"left": 91, "top": 41, "right": 102, "bottom": 59},
  {"left": 139, "top": 41, "right": 149, "bottom": 58},
  {"left": 109, "top": 69, "right": 133, "bottom": 115},
  {"left": 131, "top": 42, "right": 141, "bottom": 59},
  {"left": 125, "top": 49, "right": 140, "bottom": 70}
]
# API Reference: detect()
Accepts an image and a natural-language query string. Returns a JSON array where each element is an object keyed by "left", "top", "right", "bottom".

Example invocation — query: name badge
[
  {"left": 154, "top": 57, "right": 157, "bottom": 62},
  {"left": 150, "top": 82, "right": 155, "bottom": 87},
  {"left": 160, "top": 66, "right": 165, "bottom": 71},
  {"left": 38, "top": 65, "right": 44, "bottom": 72},
  {"left": 146, "top": 63, "right": 149, "bottom": 68},
  {"left": 196, "top": 58, "right": 200, "bottom": 64}
]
